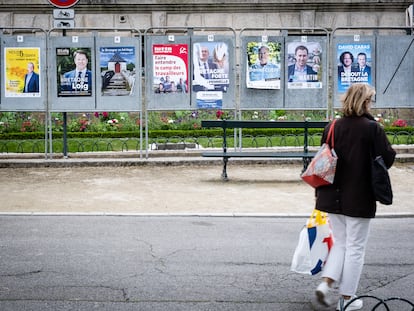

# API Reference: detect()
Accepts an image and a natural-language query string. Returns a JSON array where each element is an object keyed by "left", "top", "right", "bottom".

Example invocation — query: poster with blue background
[{"left": 337, "top": 43, "right": 372, "bottom": 93}]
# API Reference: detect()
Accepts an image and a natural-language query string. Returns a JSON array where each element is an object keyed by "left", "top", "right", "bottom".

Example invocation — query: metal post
[
  {"left": 62, "top": 29, "right": 68, "bottom": 158},
  {"left": 63, "top": 112, "right": 68, "bottom": 158}
]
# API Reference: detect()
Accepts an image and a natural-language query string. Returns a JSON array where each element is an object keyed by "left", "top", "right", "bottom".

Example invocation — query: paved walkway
[{"left": 1, "top": 152, "right": 413, "bottom": 216}]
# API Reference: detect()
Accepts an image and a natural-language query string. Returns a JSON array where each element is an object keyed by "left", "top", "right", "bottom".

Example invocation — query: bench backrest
[
  {"left": 201, "top": 120, "right": 328, "bottom": 129},
  {"left": 201, "top": 120, "right": 329, "bottom": 152}
]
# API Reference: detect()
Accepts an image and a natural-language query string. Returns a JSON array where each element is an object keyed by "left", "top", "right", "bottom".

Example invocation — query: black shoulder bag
[{"left": 370, "top": 122, "right": 393, "bottom": 205}]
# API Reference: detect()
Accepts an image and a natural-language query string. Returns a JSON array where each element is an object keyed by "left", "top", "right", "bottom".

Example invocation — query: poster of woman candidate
[
  {"left": 246, "top": 41, "right": 281, "bottom": 89},
  {"left": 4, "top": 47, "right": 41, "bottom": 97},
  {"left": 100, "top": 46, "right": 136, "bottom": 96},
  {"left": 152, "top": 44, "right": 189, "bottom": 94},
  {"left": 193, "top": 41, "right": 229, "bottom": 108},
  {"left": 57, "top": 47, "right": 92, "bottom": 97},
  {"left": 287, "top": 41, "right": 322, "bottom": 89},
  {"left": 337, "top": 43, "right": 372, "bottom": 93}
]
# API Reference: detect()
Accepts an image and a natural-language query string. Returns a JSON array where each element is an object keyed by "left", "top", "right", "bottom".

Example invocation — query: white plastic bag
[{"left": 291, "top": 210, "right": 334, "bottom": 275}]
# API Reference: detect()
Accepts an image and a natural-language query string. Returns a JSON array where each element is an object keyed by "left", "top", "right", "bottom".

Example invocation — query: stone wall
[
  {"left": 0, "top": 1, "right": 413, "bottom": 118},
  {"left": 0, "top": 1, "right": 412, "bottom": 31}
]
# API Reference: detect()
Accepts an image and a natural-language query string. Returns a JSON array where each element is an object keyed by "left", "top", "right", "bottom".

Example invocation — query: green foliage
[
  {"left": 0, "top": 109, "right": 414, "bottom": 144},
  {"left": 1, "top": 126, "right": 412, "bottom": 141}
]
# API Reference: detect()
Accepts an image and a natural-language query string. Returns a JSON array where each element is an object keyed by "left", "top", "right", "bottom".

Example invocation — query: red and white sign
[{"left": 48, "top": 0, "right": 80, "bottom": 8}]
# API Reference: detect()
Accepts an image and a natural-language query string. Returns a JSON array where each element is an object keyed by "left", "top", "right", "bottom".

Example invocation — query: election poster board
[
  {"left": 152, "top": 43, "right": 189, "bottom": 95},
  {"left": 192, "top": 41, "right": 230, "bottom": 108},
  {"left": 337, "top": 43, "right": 372, "bottom": 93},
  {"left": 287, "top": 41, "right": 323, "bottom": 89},
  {"left": 4, "top": 47, "right": 41, "bottom": 97},
  {"left": 99, "top": 46, "right": 136, "bottom": 97},
  {"left": 246, "top": 41, "right": 281, "bottom": 90},
  {"left": 56, "top": 47, "right": 92, "bottom": 97}
]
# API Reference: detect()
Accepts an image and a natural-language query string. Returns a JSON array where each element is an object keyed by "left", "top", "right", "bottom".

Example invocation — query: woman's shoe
[
  {"left": 315, "top": 282, "right": 332, "bottom": 306},
  {"left": 336, "top": 296, "right": 363, "bottom": 311}
]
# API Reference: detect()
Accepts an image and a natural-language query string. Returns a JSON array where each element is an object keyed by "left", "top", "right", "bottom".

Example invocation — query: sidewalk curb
[
  {"left": 1, "top": 212, "right": 413, "bottom": 218},
  {"left": 1, "top": 145, "right": 413, "bottom": 168},
  {"left": 0, "top": 154, "right": 413, "bottom": 168}
]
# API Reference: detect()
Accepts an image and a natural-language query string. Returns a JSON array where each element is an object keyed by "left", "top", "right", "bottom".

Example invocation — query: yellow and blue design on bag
[{"left": 291, "top": 210, "right": 334, "bottom": 275}]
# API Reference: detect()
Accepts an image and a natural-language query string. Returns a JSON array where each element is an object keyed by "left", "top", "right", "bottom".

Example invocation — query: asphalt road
[{"left": 0, "top": 216, "right": 413, "bottom": 311}]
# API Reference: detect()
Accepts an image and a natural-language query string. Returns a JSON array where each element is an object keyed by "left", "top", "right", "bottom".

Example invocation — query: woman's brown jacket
[{"left": 315, "top": 114, "right": 396, "bottom": 218}]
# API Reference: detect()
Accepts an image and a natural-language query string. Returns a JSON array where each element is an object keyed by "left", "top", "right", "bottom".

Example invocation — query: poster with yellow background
[{"left": 4, "top": 47, "right": 41, "bottom": 97}]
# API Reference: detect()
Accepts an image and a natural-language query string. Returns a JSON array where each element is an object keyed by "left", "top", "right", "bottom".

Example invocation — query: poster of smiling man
[
  {"left": 4, "top": 47, "right": 41, "bottom": 97},
  {"left": 152, "top": 44, "right": 189, "bottom": 94},
  {"left": 287, "top": 42, "right": 322, "bottom": 89},
  {"left": 57, "top": 47, "right": 92, "bottom": 97},
  {"left": 337, "top": 43, "right": 372, "bottom": 93},
  {"left": 192, "top": 42, "right": 229, "bottom": 108},
  {"left": 246, "top": 41, "right": 281, "bottom": 89}
]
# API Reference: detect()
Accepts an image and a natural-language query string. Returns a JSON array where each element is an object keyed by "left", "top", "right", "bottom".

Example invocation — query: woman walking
[{"left": 315, "top": 83, "right": 396, "bottom": 310}]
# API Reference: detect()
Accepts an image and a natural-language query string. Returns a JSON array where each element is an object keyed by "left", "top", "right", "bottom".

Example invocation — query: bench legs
[
  {"left": 302, "top": 157, "right": 312, "bottom": 173},
  {"left": 221, "top": 156, "right": 229, "bottom": 181},
  {"left": 219, "top": 156, "right": 312, "bottom": 180}
]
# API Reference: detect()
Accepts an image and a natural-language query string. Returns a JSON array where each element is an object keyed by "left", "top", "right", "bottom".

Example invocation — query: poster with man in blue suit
[
  {"left": 337, "top": 43, "right": 372, "bottom": 93},
  {"left": 57, "top": 47, "right": 92, "bottom": 97},
  {"left": 4, "top": 47, "right": 41, "bottom": 97}
]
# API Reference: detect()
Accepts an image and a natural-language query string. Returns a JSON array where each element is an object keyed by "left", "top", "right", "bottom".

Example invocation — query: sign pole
[{"left": 49, "top": 0, "right": 78, "bottom": 158}]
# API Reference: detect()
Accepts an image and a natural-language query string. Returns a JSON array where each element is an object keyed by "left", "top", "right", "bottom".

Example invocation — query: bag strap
[{"left": 326, "top": 119, "right": 336, "bottom": 149}]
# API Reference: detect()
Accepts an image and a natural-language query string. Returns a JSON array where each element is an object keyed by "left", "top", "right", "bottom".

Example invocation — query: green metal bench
[{"left": 201, "top": 120, "right": 329, "bottom": 180}]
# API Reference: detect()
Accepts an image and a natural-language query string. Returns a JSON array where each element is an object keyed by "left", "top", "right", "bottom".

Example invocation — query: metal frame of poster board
[
  {"left": 190, "top": 30, "right": 236, "bottom": 111},
  {"left": 241, "top": 32, "right": 284, "bottom": 109},
  {"left": 48, "top": 28, "right": 142, "bottom": 112},
  {"left": 239, "top": 27, "right": 329, "bottom": 113},
  {"left": 47, "top": 28, "right": 143, "bottom": 158},
  {"left": 95, "top": 32, "right": 141, "bottom": 112},
  {"left": 143, "top": 27, "right": 236, "bottom": 157},
  {"left": 48, "top": 34, "right": 95, "bottom": 111},
  {"left": 144, "top": 29, "right": 191, "bottom": 111},
  {"left": 332, "top": 26, "right": 414, "bottom": 109},
  {"left": 0, "top": 27, "right": 47, "bottom": 112},
  {"left": 144, "top": 27, "right": 236, "bottom": 111}
]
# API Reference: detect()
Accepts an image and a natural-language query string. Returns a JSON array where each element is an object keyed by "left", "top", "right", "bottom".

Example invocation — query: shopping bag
[
  {"left": 301, "top": 119, "right": 338, "bottom": 188},
  {"left": 291, "top": 210, "right": 334, "bottom": 275},
  {"left": 301, "top": 144, "right": 338, "bottom": 188}
]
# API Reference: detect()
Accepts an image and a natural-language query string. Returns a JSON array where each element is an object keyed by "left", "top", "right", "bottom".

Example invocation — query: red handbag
[{"left": 301, "top": 119, "right": 338, "bottom": 188}]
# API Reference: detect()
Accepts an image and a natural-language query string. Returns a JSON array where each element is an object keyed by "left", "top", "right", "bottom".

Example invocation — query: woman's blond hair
[{"left": 341, "top": 83, "right": 375, "bottom": 117}]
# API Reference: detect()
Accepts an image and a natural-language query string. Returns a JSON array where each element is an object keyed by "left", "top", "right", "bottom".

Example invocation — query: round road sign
[{"left": 48, "top": 0, "right": 80, "bottom": 9}]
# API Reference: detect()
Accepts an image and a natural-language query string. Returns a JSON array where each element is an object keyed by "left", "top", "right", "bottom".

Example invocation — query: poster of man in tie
[
  {"left": 337, "top": 43, "right": 372, "bottom": 93},
  {"left": 57, "top": 47, "right": 92, "bottom": 97},
  {"left": 192, "top": 42, "right": 230, "bottom": 108},
  {"left": 3, "top": 47, "right": 41, "bottom": 97}
]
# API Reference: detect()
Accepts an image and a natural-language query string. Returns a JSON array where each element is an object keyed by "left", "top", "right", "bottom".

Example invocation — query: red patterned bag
[{"left": 301, "top": 120, "right": 337, "bottom": 188}]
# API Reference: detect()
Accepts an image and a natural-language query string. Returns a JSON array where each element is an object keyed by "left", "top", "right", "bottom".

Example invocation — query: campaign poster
[
  {"left": 152, "top": 44, "right": 189, "bottom": 95},
  {"left": 100, "top": 46, "right": 136, "bottom": 96},
  {"left": 337, "top": 43, "right": 372, "bottom": 93},
  {"left": 192, "top": 42, "right": 229, "bottom": 108},
  {"left": 246, "top": 41, "right": 281, "bottom": 89},
  {"left": 4, "top": 47, "right": 41, "bottom": 97},
  {"left": 287, "top": 42, "right": 322, "bottom": 89},
  {"left": 57, "top": 47, "right": 92, "bottom": 97}
]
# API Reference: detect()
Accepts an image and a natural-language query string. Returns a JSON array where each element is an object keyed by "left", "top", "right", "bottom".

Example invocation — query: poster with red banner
[{"left": 152, "top": 44, "right": 189, "bottom": 94}]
